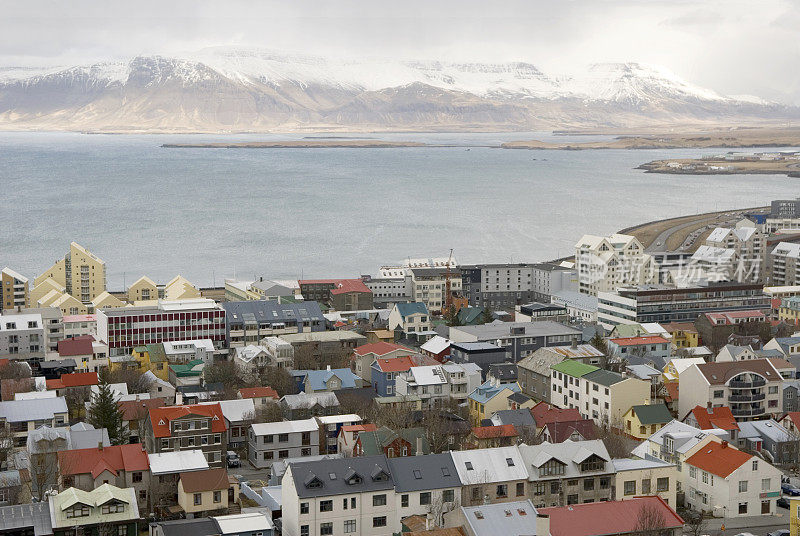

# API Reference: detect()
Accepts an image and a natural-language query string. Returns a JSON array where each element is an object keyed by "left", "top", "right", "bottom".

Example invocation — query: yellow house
[
  {"left": 612, "top": 457, "right": 678, "bottom": 507},
  {"left": 791, "top": 497, "right": 800, "bottom": 536},
  {"left": 661, "top": 357, "right": 706, "bottom": 383},
  {"left": 662, "top": 322, "right": 699, "bottom": 348},
  {"left": 91, "top": 291, "right": 125, "bottom": 311},
  {"left": 163, "top": 275, "right": 201, "bottom": 301},
  {"left": 35, "top": 242, "right": 106, "bottom": 304},
  {"left": 31, "top": 277, "right": 66, "bottom": 305},
  {"left": 177, "top": 468, "right": 238, "bottom": 515},
  {"left": 111, "top": 344, "right": 169, "bottom": 381},
  {"left": 623, "top": 403, "right": 673, "bottom": 440},
  {"left": 779, "top": 296, "right": 800, "bottom": 323},
  {"left": 468, "top": 381, "right": 521, "bottom": 425},
  {"left": 127, "top": 276, "right": 158, "bottom": 302},
  {"left": 41, "top": 291, "right": 88, "bottom": 316}
]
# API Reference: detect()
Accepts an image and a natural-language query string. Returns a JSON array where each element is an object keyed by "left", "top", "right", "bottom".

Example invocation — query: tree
[
  {"left": 481, "top": 307, "right": 494, "bottom": 325},
  {"left": 87, "top": 380, "right": 126, "bottom": 445},
  {"left": 104, "top": 367, "right": 151, "bottom": 394},
  {"left": 293, "top": 343, "right": 350, "bottom": 371},
  {"left": 444, "top": 306, "right": 462, "bottom": 327},
  {"left": 590, "top": 332, "right": 607, "bottom": 354},
  {"left": 203, "top": 360, "right": 246, "bottom": 399},
  {"left": 684, "top": 510, "right": 708, "bottom": 536},
  {"left": 596, "top": 421, "right": 633, "bottom": 459},
  {"left": 257, "top": 366, "right": 294, "bottom": 397},
  {"left": 632, "top": 502, "right": 667, "bottom": 536},
  {"left": 0, "top": 361, "right": 31, "bottom": 381}
]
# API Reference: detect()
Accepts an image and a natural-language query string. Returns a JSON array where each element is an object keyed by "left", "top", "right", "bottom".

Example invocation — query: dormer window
[
  {"left": 506, "top": 458, "right": 515, "bottom": 467},
  {"left": 344, "top": 469, "right": 362, "bottom": 485},
  {"left": 304, "top": 473, "right": 323, "bottom": 489}
]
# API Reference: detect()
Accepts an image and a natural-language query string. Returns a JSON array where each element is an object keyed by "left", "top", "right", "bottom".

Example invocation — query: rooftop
[
  {"left": 685, "top": 441, "right": 752, "bottom": 478},
  {"left": 540, "top": 496, "right": 683, "bottom": 536}
]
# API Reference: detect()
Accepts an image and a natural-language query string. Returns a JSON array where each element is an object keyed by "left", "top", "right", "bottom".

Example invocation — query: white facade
[
  {"left": 574, "top": 234, "right": 656, "bottom": 296},
  {"left": 248, "top": 418, "right": 320, "bottom": 469},
  {"left": 0, "top": 313, "right": 45, "bottom": 361},
  {"left": 395, "top": 364, "right": 481, "bottom": 407},
  {"left": 162, "top": 339, "right": 215, "bottom": 364}
]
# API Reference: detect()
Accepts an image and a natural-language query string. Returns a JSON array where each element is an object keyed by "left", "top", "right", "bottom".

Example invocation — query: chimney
[
  {"left": 327, "top": 365, "right": 331, "bottom": 371},
  {"left": 416, "top": 436, "right": 423, "bottom": 456},
  {"left": 98, "top": 441, "right": 103, "bottom": 451},
  {"left": 536, "top": 514, "right": 550, "bottom": 536},
  {"left": 721, "top": 440, "right": 728, "bottom": 449},
  {"left": 571, "top": 337, "right": 578, "bottom": 349}
]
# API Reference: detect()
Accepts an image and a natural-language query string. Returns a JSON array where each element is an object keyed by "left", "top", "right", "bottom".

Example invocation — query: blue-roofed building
[
  {"left": 765, "top": 335, "right": 800, "bottom": 359},
  {"left": 293, "top": 368, "right": 364, "bottom": 394},
  {"left": 388, "top": 302, "right": 431, "bottom": 334},
  {"left": 468, "top": 380, "right": 521, "bottom": 425},
  {"left": 222, "top": 300, "right": 326, "bottom": 347}
]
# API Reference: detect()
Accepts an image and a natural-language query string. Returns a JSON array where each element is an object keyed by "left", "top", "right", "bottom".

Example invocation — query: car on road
[
  {"left": 777, "top": 496, "right": 791, "bottom": 508},
  {"left": 782, "top": 482, "right": 800, "bottom": 495},
  {"left": 226, "top": 450, "right": 241, "bottom": 468},
  {"left": 767, "top": 530, "right": 789, "bottom": 536}
]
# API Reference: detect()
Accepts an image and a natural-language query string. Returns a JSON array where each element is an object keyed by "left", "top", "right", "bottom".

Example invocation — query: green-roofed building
[
  {"left": 550, "top": 360, "right": 599, "bottom": 378},
  {"left": 354, "top": 426, "right": 430, "bottom": 457},
  {"left": 624, "top": 403, "right": 674, "bottom": 439},
  {"left": 168, "top": 359, "right": 205, "bottom": 387}
]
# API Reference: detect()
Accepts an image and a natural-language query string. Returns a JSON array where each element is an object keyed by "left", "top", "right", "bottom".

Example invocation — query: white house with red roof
[
  {"left": 683, "top": 440, "right": 781, "bottom": 517},
  {"left": 606, "top": 335, "right": 671, "bottom": 362},
  {"left": 351, "top": 341, "right": 415, "bottom": 383},
  {"left": 146, "top": 403, "right": 227, "bottom": 467},
  {"left": 683, "top": 405, "right": 740, "bottom": 443}
]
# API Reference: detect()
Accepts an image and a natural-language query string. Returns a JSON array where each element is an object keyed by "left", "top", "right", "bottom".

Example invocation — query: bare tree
[
  {"left": 256, "top": 365, "right": 294, "bottom": 397},
  {"left": 632, "top": 502, "right": 668, "bottom": 536},
  {"left": 684, "top": 510, "right": 708, "bottom": 536},
  {"left": 0, "top": 362, "right": 31, "bottom": 381},
  {"left": 596, "top": 420, "right": 633, "bottom": 459},
  {"left": 203, "top": 360, "right": 246, "bottom": 400},
  {"left": 105, "top": 368, "right": 152, "bottom": 394}
]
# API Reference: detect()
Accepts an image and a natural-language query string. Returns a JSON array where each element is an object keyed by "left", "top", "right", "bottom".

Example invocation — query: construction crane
[{"left": 444, "top": 248, "right": 454, "bottom": 315}]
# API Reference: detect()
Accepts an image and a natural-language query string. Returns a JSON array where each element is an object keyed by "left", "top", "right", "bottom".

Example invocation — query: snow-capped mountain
[{"left": 0, "top": 48, "right": 793, "bottom": 132}]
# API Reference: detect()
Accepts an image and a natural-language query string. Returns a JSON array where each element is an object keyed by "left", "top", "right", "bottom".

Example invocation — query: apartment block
[
  {"left": 574, "top": 234, "right": 656, "bottom": 296},
  {"left": 35, "top": 242, "right": 107, "bottom": 304},
  {"left": 406, "top": 267, "right": 462, "bottom": 314},
  {"left": 248, "top": 418, "right": 320, "bottom": 469},
  {"left": 0, "top": 312, "right": 45, "bottom": 363},
  {"left": 146, "top": 404, "right": 228, "bottom": 467},
  {"left": 448, "top": 321, "right": 582, "bottom": 362},
  {"left": 768, "top": 242, "right": 800, "bottom": 286},
  {"left": 223, "top": 300, "right": 326, "bottom": 347},
  {"left": 0, "top": 268, "right": 29, "bottom": 310},
  {"left": 298, "top": 279, "right": 373, "bottom": 311},
  {"left": 362, "top": 275, "right": 411, "bottom": 308},
  {"left": 704, "top": 220, "right": 766, "bottom": 283}
]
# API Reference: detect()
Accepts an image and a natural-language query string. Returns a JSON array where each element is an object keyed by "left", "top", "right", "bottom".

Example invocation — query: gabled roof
[
  {"left": 356, "top": 426, "right": 429, "bottom": 456},
  {"left": 0, "top": 397, "right": 67, "bottom": 422},
  {"left": 149, "top": 403, "right": 226, "bottom": 438},
  {"left": 544, "top": 419, "right": 598, "bottom": 443},
  {"left": 301, "top": 368, "right": 360, "bottom": 391},
  {"left": 472, "top": 424, "right": 518, "bottom": 439},
  {"left": 420, "top": 335, "right": 452, "bottom": 355},
  {"left": 57, "top": 336, "right": 94, "bottom": 357},
  {"left": 395, "top": 302, "right": 429, "bottom": 318},
  {"left": 628, "top": 404, "right": 672, "bottom": 425},
  {"left": 689, "top": 405, "right": 739, "bottom": 431},
  {"left": 58, "top": 444, "right": 149, "bottom": 478},
  {"left": 387, "top": 452, "right": 461, "bottom": 493},
  {"left": 518, "top": 440, "right": 610, "bottom": 481},
  {"left": 354, "top": 342, "right": 411, "bottom": 356},
  {"left": 117, "top": 398, "right": 164, "bottom": 421},
  {"left": 530, "top": 402, "right": 581, "bottom": 427},
  {"left": 685, "top": 441, "right": 752, "bottom": 478},
  {"left": 281, "top": 391, "right": 339, "bottom": 409},
  {"left": 46, "top": 372, "right": 99, "bottom": 390},
  {"left": 290, "top": 455, "right": 394, "bottom": 498},
  {"left": 540, "top": 496, "right": 683, "bottom": 536},
  {"left": 450, "top": 446, "right": 528, "bottom": 485},
  {"left": 373, "top": 355, "right": 417, "bottom": 373},
  {"left": 693, "top": 359, "right": 781, "bottom": 385},
  {"left": 239, "top": 387, "right": 279, "bottom": 400},
  {"left": 490, "top": 409, "right": 536, "bottom": 431},
  {"left": 468, "top": 381, "right": 520, "bottom": 404},
  {"left": 180, "top": 468, "right": 230, "bottom": 492}
]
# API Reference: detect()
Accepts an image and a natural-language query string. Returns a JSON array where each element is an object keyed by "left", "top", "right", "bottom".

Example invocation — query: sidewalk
[{"left": 700, "top": 511, "right": 788, "bottom": 531}]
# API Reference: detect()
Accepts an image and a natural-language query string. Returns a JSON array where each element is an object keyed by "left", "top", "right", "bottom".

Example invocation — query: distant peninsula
[{"left": 161, "top": 140, "right": 427, "bottom": 149}]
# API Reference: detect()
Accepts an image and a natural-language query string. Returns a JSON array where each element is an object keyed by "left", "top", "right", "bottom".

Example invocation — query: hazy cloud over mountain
[{"left": 2, "top": 0, "right": 799, "bottom": 103}]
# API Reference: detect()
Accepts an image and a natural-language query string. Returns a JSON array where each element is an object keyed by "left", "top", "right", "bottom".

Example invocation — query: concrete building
[
  {"left": 299, "top": 279, "right": 373, "bottom": 311},
  {"left": 248, "top": 418, "right": 320, "bottom": 469},
  {"left": 388, "top": 453, "right": 461, "bottom": 526},
  {"left": 395, "top": 363, "right": 482, "bottom": 407},
  {"left": 704, "top": 220, "right": 766, "bottom": 283},
  {"left": 550, "top": 290, "right": 597, "bottom": 323},
  {"left": 461, "top": 263, "right": 577, "bottom": 309},
  {"left": 0, "top": 268, "right": 29, "bottom": 311},
  {"left": 362, "top": 275, "right": 411, "bottom": 308},
  {"left": 97, "top": 298, "right": 226, "bottom": 356},
  {"left": 451, "top": 446, "right": 528, "bottom": 506},
  {"left": 574, "top": 234, "right": 656, "bottom": 296},
  {"left": 445, "top": 499, "right": 550, "bottom": 536},
  {"left": 406, "top": 267, "right": 462, "bottom": 314},
  {"left": 223, "top": 300, "right": 326, "bottom": 347},
  {"left": 35, "top": 242, "right": 107, "bottom": 305},
  {"left": 768, "top": 242, "right": 800, "bottom": 286},
  {"left": 771, "top": 198, "right": 800, "bottom": 218},
  {"left": 448, "top": 341, "right": 508, "bottom": 373},
  {"left": 517, "top": 344, "right": 605, "bottom": 403},
  {"left": 448, "top": 321, "right": 582, "bottom": 362},
  {"left": 612, "top": 457, "right": 676, "bottom": 506},
  {"left": 0, "top": 397, "right": 68, "bottom": 448},
  {"left": 0, "top": 312, "right": 45, "bottom": 364},
  {"left": 224, "top": 277, "right": 298, "bottom": 302}
]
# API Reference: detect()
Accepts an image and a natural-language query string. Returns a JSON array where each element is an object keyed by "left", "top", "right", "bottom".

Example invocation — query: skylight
[
  {"left": 413, "top": 470, "right": 422, "bottom": 479},
  {"left": 465, "top": 461, "right": 474, "bottom": 470}
]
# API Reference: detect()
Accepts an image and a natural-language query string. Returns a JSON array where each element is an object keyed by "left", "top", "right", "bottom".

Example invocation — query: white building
[
  {"left": 704, "top": 220, "right": 765, "bottom": 283},
  {"left": 162, "top": 339, "right": 216, "bottom": 364},
  {"left": 0, "top": 312, "right": 45, "bottom": 362},
  {"left": 248, "top": 418, "right": 320, "bottom": 469},
  {"left": 450, "top": 446, "right": 529, "bottom": 506},
  {"left": 394, "top": 364, "right": 481, "bottom": 407},
  {"left": 574, "top": 234, "right": 656, "bottom": 296},
  {"left": 768, "top": 242, "right": 800, "bottom": 286},
  {"left": 550, "top": 290, "right": 597, "bottom": 322}
]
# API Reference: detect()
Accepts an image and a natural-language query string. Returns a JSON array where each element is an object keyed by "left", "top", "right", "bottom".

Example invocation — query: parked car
[
  {"left": 226, "top": 450, "right": 241, "bottom": 468},
  {"left": 782, "top": 483, "right": 800, "bottom": 496},
  {"left": 777, "top": 497, "right": 791, "bottom": 509},
  {"left": 767, "top": 530, "right": 789, "bottom": 536}
]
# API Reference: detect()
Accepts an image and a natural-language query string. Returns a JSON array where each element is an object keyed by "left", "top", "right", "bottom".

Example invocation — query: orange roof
[
  {"left": 690, "top": 405, "right": 739, "bottom": 431},
  {"left": 58, "top": 443, "right": 149, "bottom": 478},
  {"left": 149, "top": 403, "right": 227, "bottom": 438},
  {"left": 540, "top": 496, "right": 683, "bottom": 536},
  {"left": 46, "top": 372, "right": 99, "bottom": 390},
  {"left": 685, "top": 441, "right": 751, "bottom": 478},
  {"left": 374, "top": 355, "right": 417, "bottom": 373},
  {"left": 530, "top": 401, "right": 581, "bottom": 427},
  {"left": 341, "top": 424, "right": 378, "bottom": 433},
  {"left": 472, "top": 424, "right": 518, "bottom": 439},
  {"left": 239, "top": 387, "right": 279, "bottom": 400},
  {"left": 609, "top": 335, "right": 669, "bottom": 346},
  {"left": 354, "top": 342, "right": 411, "bottom": 356}
]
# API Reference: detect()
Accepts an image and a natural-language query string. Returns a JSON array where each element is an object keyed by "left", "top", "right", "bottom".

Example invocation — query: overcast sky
[{"left": 3, "top": 0, "right": 800, "bottom": 103}]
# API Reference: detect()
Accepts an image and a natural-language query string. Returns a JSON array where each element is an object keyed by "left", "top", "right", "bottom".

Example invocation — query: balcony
[
  {"left": 728, "top": 379, "right": 766, "bottom": 388},
  {"left": 731, "top": 406, "right": 765, "bottom": 418},
  {"left": 729, "top": 393, "right": 766, "bottom": 402}
]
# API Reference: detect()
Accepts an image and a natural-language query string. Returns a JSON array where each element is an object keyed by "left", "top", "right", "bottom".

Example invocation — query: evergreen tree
[
  {"left": 87, "top": 379, "right": 126, "bottom": 445},
  {"left": 590, "top": 331, "right": 608, "bottom": 354},
  {"left": 481, "top": 306, "right": 494, "bottom": 324}
]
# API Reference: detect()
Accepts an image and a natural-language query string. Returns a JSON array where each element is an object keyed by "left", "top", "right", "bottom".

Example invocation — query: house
[
  {"left": 162, "top": 339, "right": 216, "bottom": 365},
  {"left": 0, "top": 502, "right": 51, "bottom": 534},
  {"left": 147, "top": 450, "right": 210, "bottom": 507},
  {"left": 316, "top": 414, "right": 363, "bottom": 455},
  {"left": 448, "top": 342, "right": 507, "bottom": 374},
  {"left": 469, "top": 425, "right": 519, "bottom": 448},
  {"left": 118, "top": 398, "right": 164, "bottom": 443},
  {"left": 371, "top": 355, "right": 421, "bottom": 397},
  {"left": 56, "top": 336, "right": 107, "bottom": 373},
  {"left": 396, "top": 364, "right": 482, "bottom": 408},
  {"left": 222, "top": 300, "right": 325, "bottom": 347},
  {"left": 0, "top": 397, "right": 68, "bottom": 447},
  {"left": 248, "top": 418, "right": 320, "bottom": 469},
  {"left": 168, "top": 359, "right": 204, "bottom": 387},
  {"left": 489, "top": 409, "right": 537, "bottom": 437},
  {"left": 0, "top": 469, "right": 29, "bottom": 506},
  {"left": 467, "top": 381, "right": 521, "bottom": 425},
  {"left": 280, "top": 392, "right": 340, "bottom": 420},
  {"left": 694, "top": 310, "right": 768, "bottom": 351},
  {"left": 197, "top": 399, "right": 256, "bottom": 451},
  {"left": 444, "top": 499, "right": 549, "bottom": 536},
  {"left": 281, "top": 454, "right": 397, "bottom": 536},
  {"left": 57, "top": 443, "right": 150, "bottom": 512},
  {"left": 388, "top": 453, "right": 461, "bottom": 527},
  {"left": 352, "top": 342, "right": 414, "bottom": 383},
  {"left": 298, "top": 279, "right": 373, "bottom": 311},
  {"left": 677, "top": 359, "right": 785, "bottom": 421},
  {"left": 448, "top": 321, "right": 583, "bottom": 362},
  {"left": 354, "top": 426, "right": 429, "bottom": 458},
  {"left": 296, "top": 367, "right": 364, "bottom": 394},
  {"left": 337, "top": 424, "right": 378, "bottom": 457},
  {"left": 607, "top": 335, "right": 670, "bottom": 363},
  {"left": 764, "top": 335, "right": 800, "bottom": 358},
  {"left": 150, "top": 512, "right": 275, "bottom": 536},
  {"left": 280, "top": 331, "right": 367, "bottom": 364},
  {"left": 389, "top": 302, "right": 431, "bottom": 335},
  {"left": 486, "top": 363, "right": 517, "bottom": 385},
  {"left": 420, "top": 336, "right": 452, "bottom": 362},
  {"left": 45, "top": 371, "right": 98, "bottom": 398},
  {"left": 737, "top": 419, "right": 799, "bottom": 464},
  {"left": 238, "top": 386, "right": 279, "bottom": 407},
  {"left": 540, "top": 419, "right": 598, "bottom": 444},
  {"left": 177, "top": 467, "right": 239, "bottom": 516},
  {"left": 505, "top": 391, "right": 535, "bottom": 411},
  {"left": 622, "top": 403, "right": 673, "bottom": 440},
  {"left": 683, "top": 405, "right": 740, "bottom": 443},
  {"left": 450, "top": 446, "right": 528, "bottom": 506},
  {"left": 518, "top": 440, "right": 613, "bottom": 508},
  {"left": 143, "top": 371, "right": 175, "bottom": 403},
  {"left": 49, "top": 484, "right": 139, "bottom": 536},
  {"left": 530, "top": 401, "right": 581, "bottom": 431},
  {"left": 611, "top": 457, "right": 676, "bottom": 505},
  {"left": 662, "top": 357, "right": 706, "bottom": 383},
  {"left": 539, "top": 496, "right": 684, "bottom": 536},
  {"left": 662, "top": 321, "right": 700, "bottom": 349},
  {"left": 146, "top": 403, "right": 228, "bottom": 467},
  {"left": 684, "top": 440, "right": 782, "bottom": 517},
  {"left": 781, "top": 410, "right": 800, "bottom": 435}
]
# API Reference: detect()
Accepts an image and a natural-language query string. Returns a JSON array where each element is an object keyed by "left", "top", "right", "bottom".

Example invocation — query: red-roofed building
[
  {"left": 695, "top": 310, "right": 769, "bottom": 351},
  {"left": 118, "top": 398, "right": 165, "bottom": 443},
  {"left": 238, "top": 386, "right": 279, "bottom": 407},
  {"left": 683, "top": 440, "right": 782, "bottom": 516},
  {"left": 146, "top": 403, "right": 227, "bottom": 467},
  {"left": 352, "top": 341, "right": 415, "bottom": 383},
  {"left": 540, "top": 496, "right": 684, "bottom": 536},
  {"left": 607, "top": 336, "right": 671, "bottom": 361},
  {"left": 58, "top": 443, "right": 150, "bottom": 510},
  {"left": 541, "top": 419, "right": 599, "bottom": 443},
  {"left": 299, "top": 279, "right": 373, "bottom": 311},
  {"left": 336, "top": 423, "right": 378, "bottom": 457},
  {"left": 781, "top": 412, "right": 800, "bottom": 435},
  {"left": 45, "top": 371, "right": 99, "bottom": 398},
  {"left": 56, "top": 335, "right": 108, "bottom": 373},
  {"left": 530, "top": 401, "right": 582, "bottom": 430},
  {"left": 662, "top": 382, "right": 679, "bottom": 413},
  {"left": 683, "top": 405, "right": 740, "bottom": 442},
  {"left": 470, "top": 424, "right": 518, "bottom": 448}
]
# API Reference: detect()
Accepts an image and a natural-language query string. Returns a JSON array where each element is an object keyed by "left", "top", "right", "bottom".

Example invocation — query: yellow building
[
  {"left": 40, "top": 290, "right": 88, "bottom": 316},
  {"left": 662, "top": 322, "right": 699, "bottom": 348},
  {"left": 468, "top": 382, "right": 521, "bottom": 425},
  {"left": 30, "top": 277, "right": 65, "bottom": 306},
  {"left": 792, "top": 498, "right": 800, "bottom": 536},
  {"left": 35, "top": 242, "right": 106, "bottom": 304},
  {"left": 1, "top": 267, "right": 29, "bottom": 310},
  {"left": 91, "top": 291, "right": 125, "bottom": 311},
  {"left": 177, "top": 468, "right": 238, "bottom": 515},
  {"left": 779, "top": 296, "right": 800, "bottom": 323},
  {"left": 127, "top": 276, "right": 158, "bottom": 302},
  {"left": 613, "top": 457, "right": 677, "bottom": 507},
  {"left": 163, "top": 275, "right": 201, "bottom": 301},
  {"left": 622, "top": 403, "right": 673, "bottom": 440},
  {"left": 111, "top": 343, "right": 169, "bottom": 381}
]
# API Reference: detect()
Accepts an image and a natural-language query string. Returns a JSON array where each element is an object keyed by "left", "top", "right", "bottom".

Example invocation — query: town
[{"left": 6, "top": 199, "right": 800, "bottom": 536}]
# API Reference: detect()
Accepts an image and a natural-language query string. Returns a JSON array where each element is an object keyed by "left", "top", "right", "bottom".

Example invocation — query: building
[
  {"left": 514, "top": 303, "right": 569, "bottom": 323},
  {"left": 694, "top": 310, "right": 768, "bottom": 351},
  {"left": 574, "top": 234, "right": 656, "bottom": 296},
  {"left": 62, "top": 314, "right": 96, "bottom": 339},
  {"left": 49, "top": 484, "right": 139, "bottom": 536},
  {"left": 177, "top": 467, "right": 238, "bottom": 516},
  {"left": 361, "top": 274, "right": 411, "bottom": 308},
  {"left": 0, "top": 268, "right": 29, "bottom": 310},
  {"left": 487, "top": 363, "right": 518, "bottom": 385},
  {"left": 388, "top": 453, "right": 461, "bottom": 527},
  {"left": 279, "top": 331, "right": 367, "bottom": 362},
  {"left": 550, "top": 290, "right": 597, "bottom": 323},
  {"left": 448, "top": 321, "right": 582, "bottom": 362},
  {"left": 461, "top": 263, "right": 539, "bottom": 309},
  {"left": 352, "top": 342, "right": 415, "bottom": 384},
  {"left": 294, "top": 367, "right": 364, "bottom": 394},
  {"left": 0, "top": 397, "right": 68, "bottom": 447},
  {"left": 677, "top": 359, "right": 785, "bottom": 422},
  {"left": 299, "top": 279, "right": 374, "bottom": 311},
  {"left": 470, "top": 424, "right": 519, "bottom": 448},
  {"left": 396, "top": 364, "right": 482, "bottom": 408},
  {"left": 737, "top": 419, "right": 800, "bottom": 464},
  {"left": 223, "top": 300, "right": 326, "bottom": 347},
  {"left": 450, "top": 446, "right": 528, "bottom": 506},
  {"left": 772, "top": 198, "right": 800, "bottom": 218},
  {"left": 0, "top": 312, "right": 45, "bottom": 364},
  {"left": 56, "top": 335, "right": 107, "bottom": 373},
  {"left": 611, "top": 457, "right": 676, "bottom": 505},
  {"left": 224, "top": 277, "right": 298, "bottom": 302},
  {"left": 248, "top": 418, "right": 320, "bottom": 469},
  {"left": 597, "top": 282, "right": 770, "bottom": 330},
  {"left": 404, "top": 267, "right": 462, "bottom": 314},
  {"left": 353, "top": 427, "right": 429, "bottom": 457},
  {"left": 238, "top": 386, "right": 279, "bottom": 407},
  {"left": 2, "top": 306, "right": 64, "bottom": 357},
  {"left": 120, "top": 344, "right": 169, "bottom": 381},
  {"left": 768, "top": 242, "right": 800, "bottom": 286},
  {"left": 683, "top": 405, "right": 740, "bottom": 443},
  {"left": 622, "top": 403, "right": 673, "bottom": 439},
  {"left": 539, "top": 496, "right": 684, "bottom": 536},
  {"left": 516, "top": 344, "right": 604, "bottom": 403},
  {"left": 388, "top": 303, "right": 431, "bottom": 335},
  {"left": 704, "top": 221, "right": 765, "bottom": 283},
  {"left": 97, "top": 299, "right": 226, "bottom": 357},
  {"left": 370, "top": 355, "right": 420, "bottom": 397},
  {"left": 518, "top": 439, "right": 613, "bottom": 507},
  {"left": 35, "top": 242, "right": 107, "bottom": 305},
  {"left": 467, "top": 381, "right": 521, "bottom": 425},
  {"left": 448, "top": 342, "right": 507, "bottom": 373},
  {"left": 420, "top": 336, "right": 452, "bottom": 362},
  {"left": 281, "top": 454, "right": 397, "bottom": 536},
  {"left": 149, "top": 512, "right": 275, "bottom": 536},
  {"left": 444, "top": 499, "right": 550, "bottom": 536},
  {"left": 606, "top": 335, "right": 670, "bottom": 364},
  {"left": 146, "top": 403, "right": 228, "bottom": 466},
  {"left": 683, "top": 440, "right": 782, "bottom": 517},
  {"left": 280, "top": 392, "right": 340, "bottom": 420}
]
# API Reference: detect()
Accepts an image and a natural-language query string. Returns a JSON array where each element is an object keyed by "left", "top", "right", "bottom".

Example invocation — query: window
[
  {"left": 567, "top": 494, "right": 579, "bottom": 505},
  {"left": 373, "top": 516, "right": 387, "bottom": 528},
  {"left": 739, "top": 480, "right": 748, "bottom": 493},
  {"left": 401, "top": 494, "right": 409, "bottom": 507},
  {"left": 344, "top": 520, "right": 357, "bottom": 533},
  {"left": 132, "top": 471, "right": 142, "bottom": 483},
  {"left": 496, "top": 484, "right": 508, "bottom": 498},
  {"left": 516, "top": 482, "right": 525, "bottom": 497},
  {"left": 624, "top": 480, "right": 636, "bottom": 495},
  {"left": 300, "top": 525, "right": 309, "bottom": 536},
  {"left": 373, "top": 494, "right": 387, "bottom": 506},
  {"left": 702, "top": 471, "right": 709, "bottom": 484},
  {"left": 194, "top": 493, "right": 202, "bottom": 506},
  {"left": 213, "top": 490, "right": 221, "bottom": 503},
  {"left": 689, "top": 466, "right": 697, "bottom": 479},
  {"left": 738, "top": 502, "right": 748, "bottom": 515},
  {"left": 599, "top": 477, "right": 610, "bottom": 489},
  {"left": 472, "top": 487, "right": 481, "bottom": 501},
  {"left": 769, "top": 385, "right": 779, "bottom": 394},
  {"left": 320, "top": 500, "right": 333, "bottom": 512},
  {"left": 320, "top": 523, "right": 333, "bottom": 536},
  {"left": 657, "top": 478, "right": 669, "bottom": 492},
  {"left": 752, "top": 460, "right": 758, "bottom": 471},
  {"left": 550, "top": 481, "right": 559, "bottom": 494},
  {"left": 540, "top": 459, "right": 565, "bottom": 476},
  {"left": 762, "top": 478, "right": 771, "bottom": 491},
  {"left": 278, "top": 433, "right": 289, "bottom": 442},
  {"left": 584, "top": 479, "right": 595, "bottom": 491},
  {"left": 300, "top": 502, "right": 309, "bottom": 514},
  {"left": 443, "top": 489, "right": 455, "bottom": 503},
  {"left": 420, "top": 492, "right": 431, "bottom": 505},
  {"left": 100, "top": 503, "right": 124, "bottom": 514},
  {"left": 641, "top": 479, "right": 651, "bottom": 494},
  {"left": 713, "top": 390, "right": 724, "bottom": 398},
  {"left": 279, "top": 450, "right": 289, "bottom": 459},
  {"left": 351, "top": 497, "right": 356, "bottom": 509}
]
